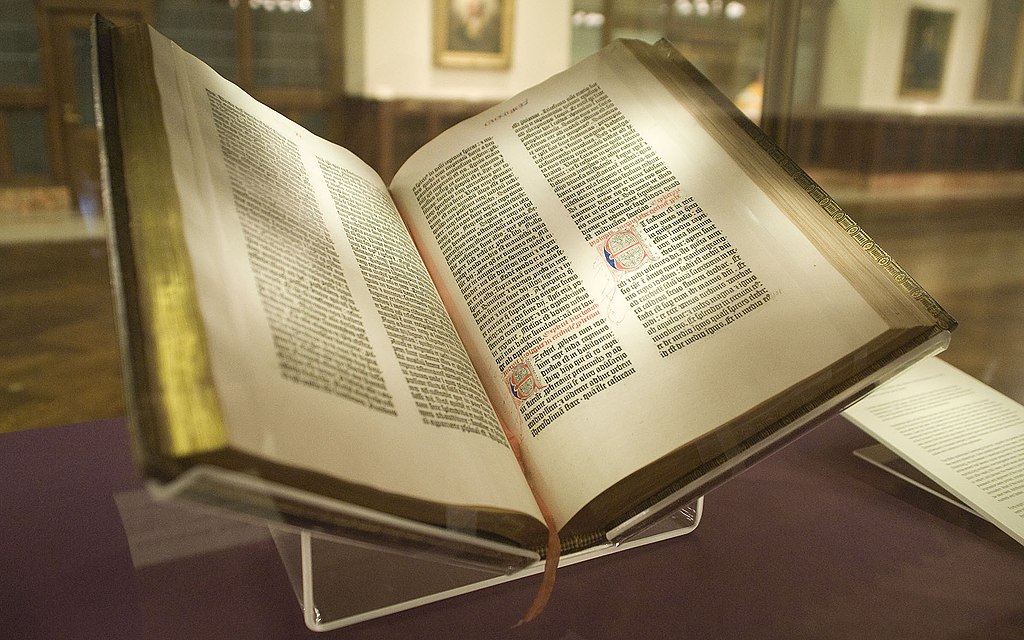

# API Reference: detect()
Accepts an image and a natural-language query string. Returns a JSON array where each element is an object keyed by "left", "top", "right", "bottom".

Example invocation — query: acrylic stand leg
[{"left": 271, "top": 497, "right": 703, "bottom": 632}]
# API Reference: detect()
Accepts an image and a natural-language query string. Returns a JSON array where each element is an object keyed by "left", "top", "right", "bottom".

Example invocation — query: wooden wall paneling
[
  {"left": 785, "top": 111, "right": 1024, "bottom": 176},
  {"left": 1010, "top": 122, "right": 1024, "bottom": 168},
  {"left": 932, "top": 120, "right": 958, "bottom": 171},
  {"left": 987, "top": 123, "right": 1018, "bottom": 171},
  {"left": 792, "top": 115, "right": 821, "bottom": 168},
  {"left": 0, "top": 111, "right": 10, "bottom": 182},
  {"left": 963, "top": 121, "right": 986, "bottom": 171},
  {"left": 872, "top": 120, "right": 898, "bottom": 173},
  {"left": 339, "top": 99, "right": 1024, "bottom": 185},
  {"left": 235, "top": 1, "right": 254, "bottom": 89},
  {"left": 338, "top": 97, "right": 383, "bottom": 178},
  {"left": 0, "top": 87, "right": 51, "bottom": 184},
  {"left": 389, "top": 101, "right": 428, "bottom": 181}
]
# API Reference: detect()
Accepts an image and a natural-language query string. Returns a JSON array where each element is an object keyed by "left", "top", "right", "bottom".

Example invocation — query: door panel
[{"left": 47, "top": 9, "right": 146, "bottom": 215}]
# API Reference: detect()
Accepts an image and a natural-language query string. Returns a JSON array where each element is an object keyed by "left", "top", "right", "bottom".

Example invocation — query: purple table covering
[{"left": 2, "top": 416, "right": 1022, "bottom": 639}]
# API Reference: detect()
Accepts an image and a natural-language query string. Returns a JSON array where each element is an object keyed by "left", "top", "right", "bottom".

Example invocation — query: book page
[
  {"left": 844, "top": 358, "right": 1024, "bottom": 546},
  {"left": 390, "top": 41, "right": 891, "bottom": 528},
  {"left": 146, "top": 29, "right": 543, "bottom": 528}
]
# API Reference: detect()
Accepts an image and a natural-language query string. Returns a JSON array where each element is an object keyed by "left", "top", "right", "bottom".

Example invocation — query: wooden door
[{"left": 45, "top": 7, "right": 148, "bottom": 215}]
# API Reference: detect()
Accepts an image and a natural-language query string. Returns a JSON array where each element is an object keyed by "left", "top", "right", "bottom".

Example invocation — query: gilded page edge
[{"left": 111, "top": 25, "right": 228, "bottom": 457}]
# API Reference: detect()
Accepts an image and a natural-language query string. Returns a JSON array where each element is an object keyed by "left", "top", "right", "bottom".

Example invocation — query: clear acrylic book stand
[
  {"left": 269, "top": 498, "right": 703, "bottom": 631},
  {"left": 152, "top": 332, "right": 949, "bottom": 632}
]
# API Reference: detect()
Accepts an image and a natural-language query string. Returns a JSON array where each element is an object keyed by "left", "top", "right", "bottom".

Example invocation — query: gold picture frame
[
  {"left": 433, "top": 0, "right": 514, "bottom": 69},
  {"left": 899, "top": 7, "right": 955, "bottom": 97}
]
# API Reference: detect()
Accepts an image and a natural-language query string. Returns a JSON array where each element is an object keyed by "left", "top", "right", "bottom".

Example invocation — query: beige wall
[
  {"left": 342, "top": 1, "right": 1023, "bottom": 114},
  {"left": 343, "top": 0, "right": 572, "bottom": 100},
  {"left": 821, "top": 0, "right": 1024, "bottom": 115}
]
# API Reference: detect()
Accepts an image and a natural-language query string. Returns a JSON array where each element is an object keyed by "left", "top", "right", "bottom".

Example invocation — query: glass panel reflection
[
  {"left": 72, "top": 28, "right": 96, "bottom": 128},
  {"left": 252, "top": 2, "right": 325, "bottom": 88},
  {"left": 0, "top": 0, "right": 42, "bottom": 86},
  {"left": 974, "top": 0, "right": 1024, "bottom": 102},
  {"left": 572, "top": 0, "right": 769, "bottom": 120},
  {"left": 157, "top": 0, "right": 239, "bottom": 82},
  {"left": 7, "top": 110, "right": 51, "bottom": 179}
]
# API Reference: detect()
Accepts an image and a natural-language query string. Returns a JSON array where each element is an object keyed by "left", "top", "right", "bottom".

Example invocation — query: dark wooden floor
[
  {"left": 1, "top": 194, "right": 1022, "bottom": 432},
  {"left": 1, "top": 241, "right": 123, "bottom": 432}
]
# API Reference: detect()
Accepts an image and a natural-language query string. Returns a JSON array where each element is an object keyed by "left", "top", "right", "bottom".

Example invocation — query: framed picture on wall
[
  {"left": 899, "top": 7, "right": 955, "bottom": 97},
  {"left": 433, "top": 0, "right": 514, "bottom": 69}
]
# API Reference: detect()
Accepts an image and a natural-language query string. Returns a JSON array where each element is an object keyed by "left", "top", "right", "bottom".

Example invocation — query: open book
[{"left": 94, "top": 17, "right": 954, "bottom": 557}]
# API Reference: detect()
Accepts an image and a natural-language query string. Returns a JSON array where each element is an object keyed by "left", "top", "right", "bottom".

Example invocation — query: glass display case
[{"left": 1, "top": 2, "right": 1022, "bottom": 638}]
